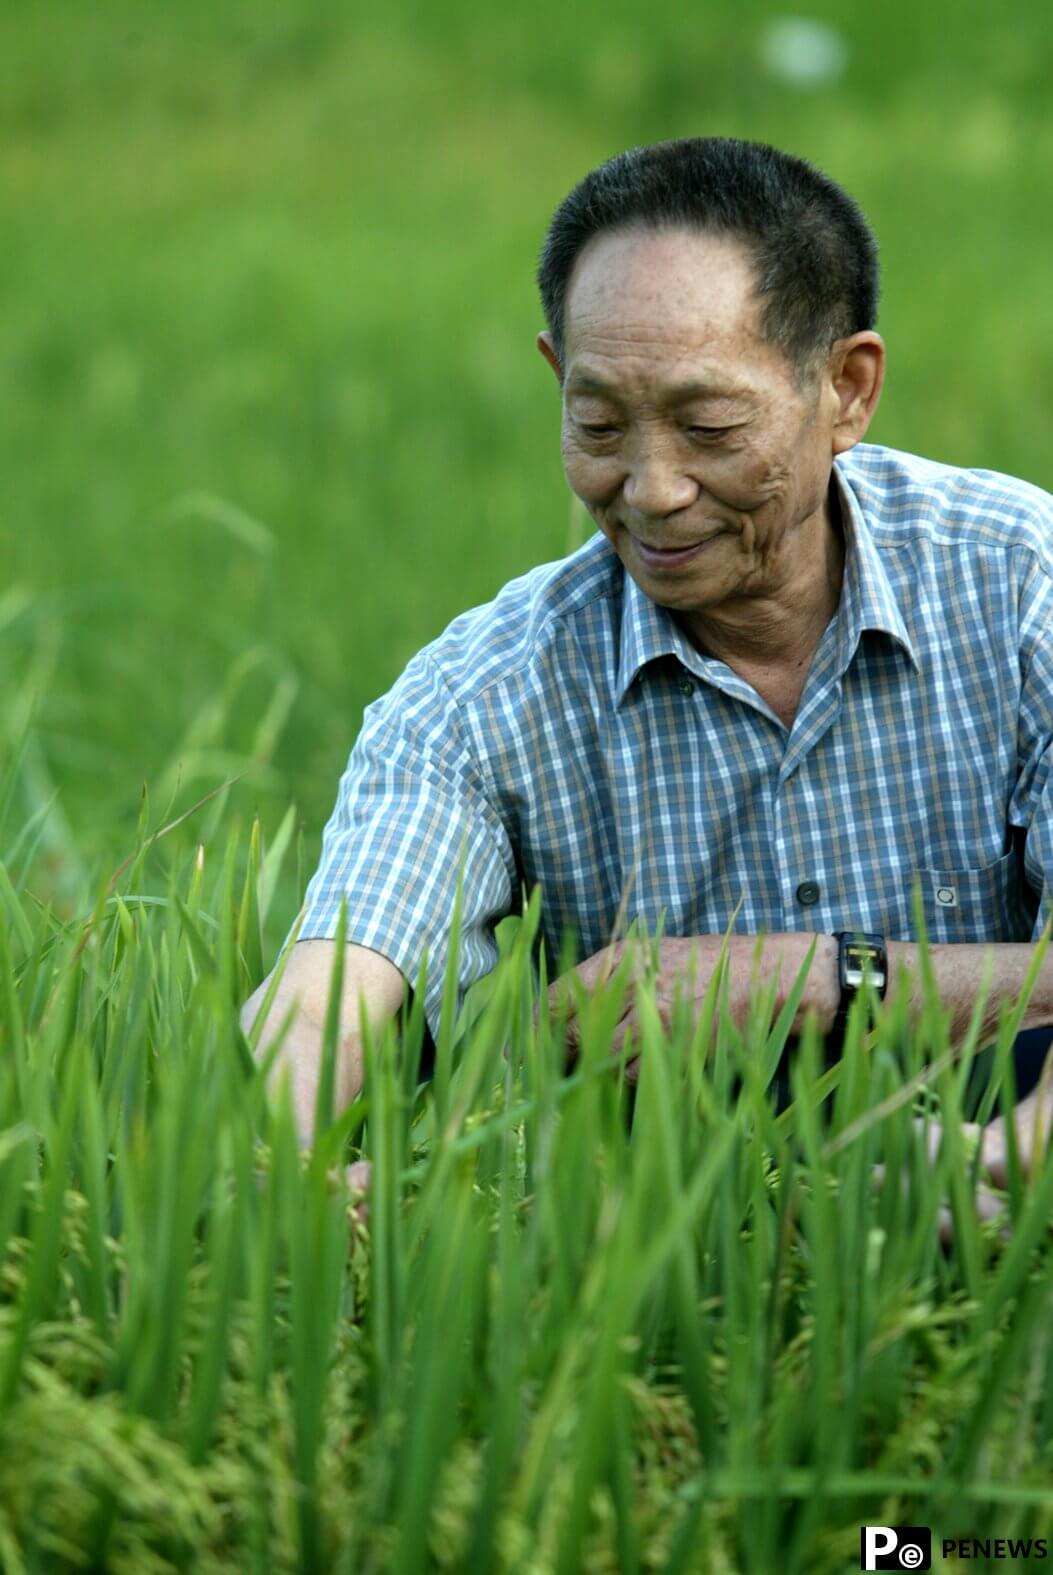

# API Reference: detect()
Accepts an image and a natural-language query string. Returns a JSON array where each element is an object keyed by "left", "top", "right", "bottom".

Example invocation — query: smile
[{"left": 634, "top": 535, "right": 719, "bottom": 568}]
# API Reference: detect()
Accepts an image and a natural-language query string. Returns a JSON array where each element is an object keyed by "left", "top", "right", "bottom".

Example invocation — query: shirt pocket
[{"left": 910, "top": 850, "right": 1032, "bottom": 942}]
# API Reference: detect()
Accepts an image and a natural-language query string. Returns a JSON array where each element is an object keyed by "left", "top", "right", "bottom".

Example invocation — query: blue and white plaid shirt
[{"left": 284, "top": 443, "right": 1053, "bottom": 1049}]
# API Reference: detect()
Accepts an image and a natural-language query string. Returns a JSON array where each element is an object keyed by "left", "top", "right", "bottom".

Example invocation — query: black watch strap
[{"left": 832, "top": 930, "right": 888, "bottom": 1035}]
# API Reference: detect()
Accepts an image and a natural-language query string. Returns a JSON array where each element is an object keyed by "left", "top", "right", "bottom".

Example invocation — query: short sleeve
[
  {"left": 1008, "top": 554, "right": 1053, "bottom": 942},
  {"left": 279, "top": 649, "right": 518, "bottom": 1050}
]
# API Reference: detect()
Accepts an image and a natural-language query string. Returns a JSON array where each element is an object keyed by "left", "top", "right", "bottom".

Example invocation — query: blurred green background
[{"left": 3, "top": 0, "right": 1051, "bottom": 957}]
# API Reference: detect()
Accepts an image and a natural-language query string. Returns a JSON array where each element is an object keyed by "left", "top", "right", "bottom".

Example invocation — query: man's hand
[
  {"left": 975, "top": 1079, "right": 1053, "bottom": 1190},
  {"left": 871, "top": 1080, "right": 1053, "bottom": 1246},
  {"left": 239, "top": 939, "right": 408, "bottom": 1150},
  {"left": 872, "top": 1118, "right": 1008, "bottom": 1248},
  {"left": 537, "top": 932, "right": 840, "bottom": 1081}
]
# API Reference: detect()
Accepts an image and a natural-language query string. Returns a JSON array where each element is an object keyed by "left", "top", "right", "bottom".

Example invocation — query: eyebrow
[{"left": 564, "top": 370, "right": 750, "bottom": 402}]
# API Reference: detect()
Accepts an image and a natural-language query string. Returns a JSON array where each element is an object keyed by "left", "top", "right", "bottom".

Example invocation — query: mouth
[{"left": 634, "top": 534, "right": 720, "bottom": 567}]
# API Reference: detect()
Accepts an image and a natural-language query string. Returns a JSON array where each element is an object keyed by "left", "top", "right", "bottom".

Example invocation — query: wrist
[
  {"left": 781, "top": 933, "right": 839, "bottom": 1034},
  {"left": 812, "top": 933, "right": 841, "bottom": 1032},
  {"left": 885, "top": 938, "right": 917, "bottom": 1006}
]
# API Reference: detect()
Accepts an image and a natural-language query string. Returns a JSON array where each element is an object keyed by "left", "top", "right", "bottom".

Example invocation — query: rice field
[{"left": 2, "top": 763, "right": 1053, "bottom": 1569}]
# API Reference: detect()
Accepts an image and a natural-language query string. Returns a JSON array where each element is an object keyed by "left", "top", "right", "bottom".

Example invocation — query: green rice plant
[{"left": 0, "top": 798, "right": 1052, "bottom": 1572}]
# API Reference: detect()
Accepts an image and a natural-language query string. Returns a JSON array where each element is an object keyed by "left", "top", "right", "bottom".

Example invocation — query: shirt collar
[{"left": 613, "top": 459, "right": 920, "bottom": 707}]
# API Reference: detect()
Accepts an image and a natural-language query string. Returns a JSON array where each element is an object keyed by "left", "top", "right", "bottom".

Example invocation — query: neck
[{"left": 677, "top": 479, "right": 846, "bottom": 672}]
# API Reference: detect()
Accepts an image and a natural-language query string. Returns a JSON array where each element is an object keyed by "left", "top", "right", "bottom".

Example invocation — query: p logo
[{"left": 861, "top": 1525, "right": 931, "bottom": 1570}]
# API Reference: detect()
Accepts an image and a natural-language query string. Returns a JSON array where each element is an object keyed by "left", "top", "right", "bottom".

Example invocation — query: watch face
[{"left": 844, "top": 941, "right": 886, "bottom": 991}]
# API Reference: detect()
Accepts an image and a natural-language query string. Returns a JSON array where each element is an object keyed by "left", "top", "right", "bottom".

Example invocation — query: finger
[
  {"left": 909, "top": 1115, "right": 984, "bottom": 1169},
  {"left": 979, "top": 1124, "right": 1010, "bottom": 1191},
  {"left": 873, "top": 1161, "right": 1008, "bottom": 1245},
  {"left": 921, "top": 1114, "right": 1003, "bottom": 1188}
]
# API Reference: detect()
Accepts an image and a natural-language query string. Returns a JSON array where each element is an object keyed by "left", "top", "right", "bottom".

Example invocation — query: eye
[
  {"left": 579, "top": 423, "right": 621, "bottom": 438},
  {"left": 688, "top": 426, "right": 727, "bottom": 441}
]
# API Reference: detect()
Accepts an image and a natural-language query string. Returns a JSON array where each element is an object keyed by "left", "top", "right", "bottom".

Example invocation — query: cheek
[
  {"left": 777, "top": 436, "right": 829, "bottom": 515},
  {"left": 754, "top": 455, "right": 796, "bottom": 500},
  {"left": 561, "top": 434, "right": 618, "bottom": 500},
  {"left": 711, "top": 445, "right": 793, "bottom": 513},
  {"left": 738, "top": 446, "right": 826, "bottom": 534}
]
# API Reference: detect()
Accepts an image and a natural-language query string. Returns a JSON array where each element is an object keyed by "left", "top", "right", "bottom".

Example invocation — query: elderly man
[{"left": 241, "top": 136, "right": 1053, "bottom": 1201}]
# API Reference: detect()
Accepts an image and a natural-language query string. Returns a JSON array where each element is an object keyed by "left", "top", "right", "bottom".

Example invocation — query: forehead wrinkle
[
  {"left": 561, "top": 229, "right": 777, "bottom": 401},
  {"left": 564, "top": 365, "right": 757, "bottom": 404}
]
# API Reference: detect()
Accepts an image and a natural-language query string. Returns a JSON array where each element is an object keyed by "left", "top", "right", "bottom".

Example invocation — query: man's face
[{"left": 539, "top": 226, "right": 848, "bottom": 625}]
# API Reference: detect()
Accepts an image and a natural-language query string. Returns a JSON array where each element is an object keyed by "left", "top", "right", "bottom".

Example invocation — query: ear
[
  {"left": 828, "top": 332, "right": 885, "bottom": 456},
  {"left": 537, "top": 331, "right": 564, "bottom": 386}
]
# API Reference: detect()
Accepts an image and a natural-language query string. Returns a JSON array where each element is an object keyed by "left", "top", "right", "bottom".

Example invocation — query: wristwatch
[{"left": 832, "top": 930, "right": 888, "bottom": 1040}]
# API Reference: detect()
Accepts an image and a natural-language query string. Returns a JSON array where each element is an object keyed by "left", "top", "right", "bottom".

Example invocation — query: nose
[{"left": 621, "top": 445, "right": 699, "bottom": 518}]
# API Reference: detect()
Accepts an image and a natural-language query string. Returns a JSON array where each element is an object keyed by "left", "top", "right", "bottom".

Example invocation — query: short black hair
[{"left": 537, "top": 137, "right": 879, "bottom": 379}]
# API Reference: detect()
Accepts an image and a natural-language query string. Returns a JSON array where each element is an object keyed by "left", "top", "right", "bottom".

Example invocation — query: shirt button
[
  {"left": 796, "top": 880, "right": 821, "bottom": 906},
  {"left": 678, "top": 677, "right": 694, "bottom": 695}
]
